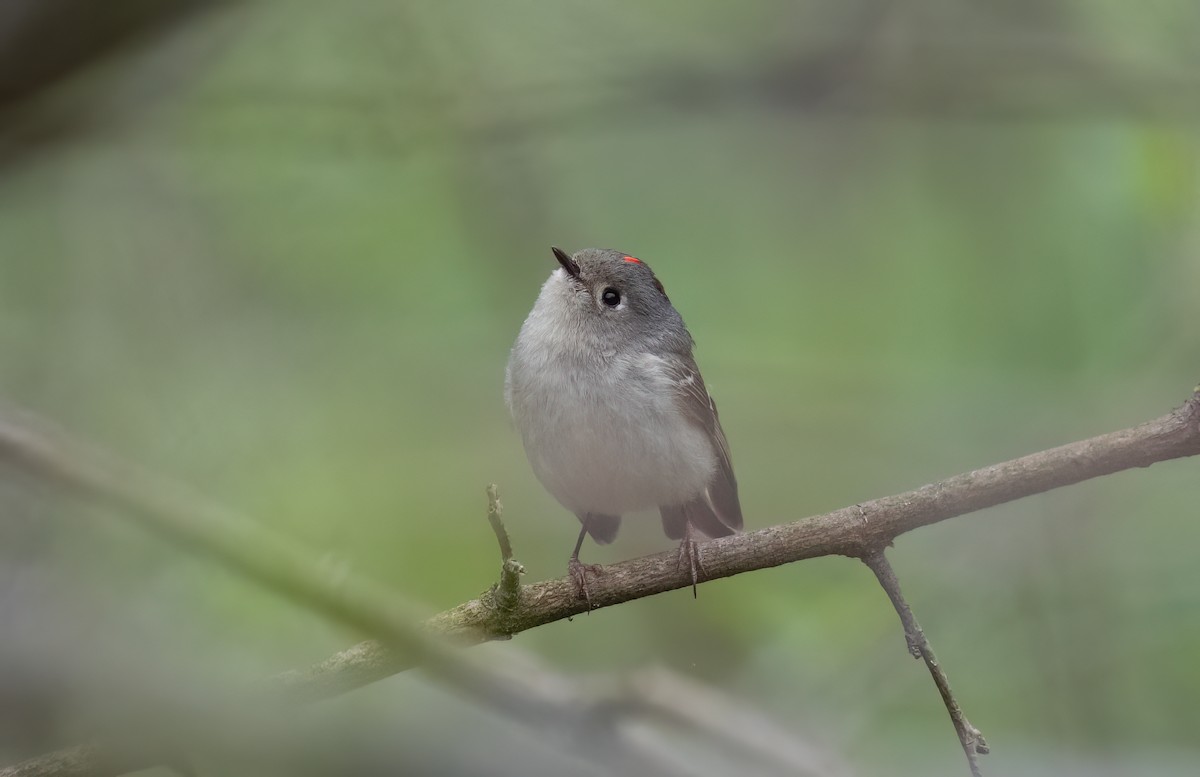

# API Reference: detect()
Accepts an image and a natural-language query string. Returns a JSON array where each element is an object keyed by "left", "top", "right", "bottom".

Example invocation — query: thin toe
[{"left": 568, "top": 558, "right": 603, "bottom": 609}]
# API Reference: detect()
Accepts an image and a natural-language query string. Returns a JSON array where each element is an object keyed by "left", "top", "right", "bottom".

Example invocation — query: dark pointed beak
[{"left": 551, "top": 246, "right": 581, "bottom": 278}]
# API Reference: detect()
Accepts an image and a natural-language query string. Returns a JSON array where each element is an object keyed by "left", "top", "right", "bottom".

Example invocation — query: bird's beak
[{"left": 551, "top": 246, "right": 581, "bottom": 279}]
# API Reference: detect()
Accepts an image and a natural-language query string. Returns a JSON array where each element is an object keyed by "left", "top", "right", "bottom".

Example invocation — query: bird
[{"left": 505, "top": 246, "right": 742, "bottom": 602}]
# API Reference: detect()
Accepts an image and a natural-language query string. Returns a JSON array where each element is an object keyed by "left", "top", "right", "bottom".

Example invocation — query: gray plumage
[{"left": 505, "top": 247, "right": 742, "bottom": 559}]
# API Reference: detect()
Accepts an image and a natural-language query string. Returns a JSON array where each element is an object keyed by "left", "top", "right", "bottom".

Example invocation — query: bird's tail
[{"left": 660, "top": 489, "right": 740, "bottom": 540}]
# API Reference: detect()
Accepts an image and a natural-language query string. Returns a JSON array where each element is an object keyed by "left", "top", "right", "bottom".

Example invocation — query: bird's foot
[
  {"left": 567, "top": 556, "right": 604, "bottom": 610},
  {"left": 676, "top": 536, "right": 706, "bottom": 598}
]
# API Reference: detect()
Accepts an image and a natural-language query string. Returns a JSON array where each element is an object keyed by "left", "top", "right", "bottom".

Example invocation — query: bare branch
[
  {"left": 285, "top": 389, "right": 1200, "bottom": 693},
  {"left": 862, "top": 549, "right": 987, "bottom": 777},
  {"left": 2, "top": 388, "right": 1199, "bottom": 777}
]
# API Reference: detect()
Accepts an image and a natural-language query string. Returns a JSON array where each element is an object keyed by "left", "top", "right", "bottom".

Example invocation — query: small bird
[{"left": 506, "top": 246, "right": 742, "bottom": 602}]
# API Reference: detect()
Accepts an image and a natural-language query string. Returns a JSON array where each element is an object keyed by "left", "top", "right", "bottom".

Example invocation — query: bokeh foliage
[{"left": 1, "top": 1, "right": 1198, "bottom": 775}]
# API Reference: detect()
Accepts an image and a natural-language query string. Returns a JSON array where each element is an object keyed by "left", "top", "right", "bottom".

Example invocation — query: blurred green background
[{"left": 1, "top": 1, "right": 1198, "bottom": 775}]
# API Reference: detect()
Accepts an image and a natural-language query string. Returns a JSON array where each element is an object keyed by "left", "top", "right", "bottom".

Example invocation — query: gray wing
[{"left": 660, "top": 352, "right": 743, "bottom": 537}]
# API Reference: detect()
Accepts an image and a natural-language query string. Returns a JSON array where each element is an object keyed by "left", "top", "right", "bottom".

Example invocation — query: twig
[
  {"left": 485, "top": 483, "right": 524, "bottom": 614},
  {"left": 862, "top": 549, "right": 987, "bottom": 776},
  {"left": 3, "top": 389, "right": 1200, "bottom": 777}
]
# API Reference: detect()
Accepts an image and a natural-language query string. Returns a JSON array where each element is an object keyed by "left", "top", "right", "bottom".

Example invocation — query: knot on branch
[
  {"left": 968, "top": 727, "right": 990, "bottom": 756},
  {"left": 1184, "top": 386, "right": 1200, "bottom": 438}
]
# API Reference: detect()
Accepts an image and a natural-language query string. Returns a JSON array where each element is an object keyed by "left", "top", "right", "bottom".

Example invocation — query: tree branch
[
  {"left": 3, "top": 388, "right": 1199, "bottom": 777},
  {"left": 286, "top": 387, "right": 1200, "bottom": 700},
  {"left": 862, "top": 549, "right": 987, "bottom": 777}
]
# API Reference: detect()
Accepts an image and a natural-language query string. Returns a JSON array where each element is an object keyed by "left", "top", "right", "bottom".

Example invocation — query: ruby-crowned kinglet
[{"left": 506, "top": 247, "right": 742, "bottom": 600}]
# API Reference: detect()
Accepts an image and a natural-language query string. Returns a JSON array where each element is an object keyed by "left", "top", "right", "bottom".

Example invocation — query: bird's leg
[
  {"left": 567, "top": 520, "right": 603, "bottom": 609},
  {"left": 676, "top": 522, "right": 705, "bottom": 598}
]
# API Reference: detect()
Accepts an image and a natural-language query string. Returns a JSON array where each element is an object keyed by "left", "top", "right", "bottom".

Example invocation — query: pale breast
[{"left": 509, "top": 348, "right": 717, "bottom": 516}]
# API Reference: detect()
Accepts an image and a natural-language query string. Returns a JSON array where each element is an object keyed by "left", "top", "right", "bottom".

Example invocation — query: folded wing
[{"left": 659, "top": 353, "right": 743, "bottom": 538}]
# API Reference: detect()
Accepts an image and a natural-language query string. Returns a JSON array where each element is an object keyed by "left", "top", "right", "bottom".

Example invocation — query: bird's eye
[{"left": 601, "top": 288, "right": 621, "bottom": 307}]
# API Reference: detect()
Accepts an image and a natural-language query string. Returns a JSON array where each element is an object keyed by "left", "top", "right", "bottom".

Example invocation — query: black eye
[{"left": 601, "top": 288, "right": 621, "bottom": 307}]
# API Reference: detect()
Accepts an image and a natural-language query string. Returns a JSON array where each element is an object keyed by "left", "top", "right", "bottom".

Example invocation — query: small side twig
[
  {"left": 485, "top": 483, "right": 524, "bottom": 613},
  {"left": 861, "top": 548, "right": 988, "bottom": 777}
]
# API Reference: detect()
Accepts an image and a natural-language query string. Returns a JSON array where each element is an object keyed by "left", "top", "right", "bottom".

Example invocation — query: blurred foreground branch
[
  {"left": 0, "top": 406, "right": 698, "bottom": 777},
  {"left": 2, "top": 388, "right": 1199, "bottom": 776}
]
